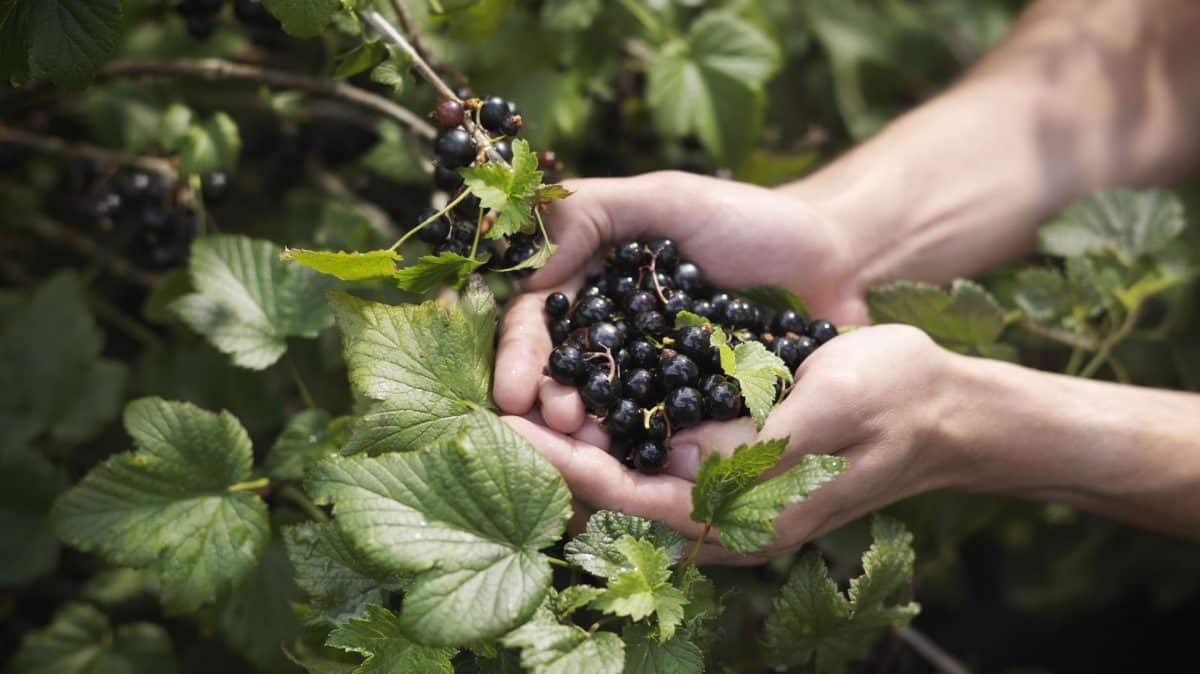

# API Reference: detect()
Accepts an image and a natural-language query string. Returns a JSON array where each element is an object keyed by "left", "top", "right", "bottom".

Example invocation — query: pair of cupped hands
[{"left": 497, "top": 172, "right": 956, "bottom": 564}]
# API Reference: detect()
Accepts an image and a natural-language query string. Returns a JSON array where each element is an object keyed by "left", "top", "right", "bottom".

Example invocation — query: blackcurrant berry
[
  {"left": 605, "top": 399, "right": 643, "bottom": 436},
  {"left": 647, "top": 238, "right": 679, "bottom": 271},
  {"left": 545, "top": 292, "right": 570, "bottom": 318},
  {"left": 793, "top": 335, "right": 819, "bottom": 367},
  {"left": 429, "top": 100, "right": 465, "bottom": 130},
  {"left": 499, "top": 115, "right": 522, "bottom": 137},
  {"left": 773, "top": 309, "right": 807, "bottom": 336},
  {"left": 807, "top": 319, "right": 838, "bottom": 344},
  {"left": 665, "top": 386, "right": 704, "bottom": 429},
  {"left": 612, "top": 240, "right": 648, "bottom": 270},
  {"left": 724, "top": 298, "right": 756, "bottom": 328},
  {"left": 632, "top": 441, "right": 668, "bottom": 474},
  {"left": 549, "top": 317, "right": 574, "bottom": 344},
  {"left": 700, "top": 373, "right": 730, "bottom": 395},
  {"left": 705, "top": 379, "right": 743, "bottom": 421},
  {"left": 659, "top": 352, "right": 699, "bottom": 390},
  {"left": 580, "top": 371, "right": 621, "bottom": 412},
  {"left": 662, "top": 289, "right": 692, "bottom": 317},
  {"left": 416, "top": 209, "right": 451, "bottom": 243},
  {"left": 673, "top": 325, "right": 711, "bottom": 362},
  {"left": 201, "top": 172, "right": 230, "bottom": 204},
  {"left": 626, "top": 339, "right": 658, "bottom": 368},
  {"left": 492, "top": 140, "right": 514, "bottom": 163},
  {"left": 502, "top": 239, "right": 537, "bottom": 274},
  {"left": 645, "top": 409, "right": 669, "bottom": 442},
  {"left": 623, "top": 290, "right": 658, "bottom": 315},
  {"left": 672, "top": 261, "right": 704, "bottom": 292},
  {"left": 433, "top": 163, "right": 464, "bottom": 191},
  {"left": 479, "top": 97, "right": 511, "bottom": 133},
  {"left": 710, "top": 292, "right": 732, "bottom": 315},
  {"left": 608, "top": 274, "right": 637, "bottom": 298},
  {"left": 548, "top": 345, "right": 586, "bottom": 385},
  {"left": 622, "top": 368, "right": 658, "bottom": 406},
  {"left": 632, "top": 310, "right": 669, "bottom": 338},
  {"left": 588, "top": 321, "right": 625, "bottom": 352},
  {"left": 437, "top": 239, "right": 471, "bottom": 257},
  {"left": 691, "top": 299, "right": 715, "bottom": 320},
  {"left": 453, "top": 192, "right": 482, "bottom": 220},
  {"left": 638, "top": 271, "right": 674, "bottom": 293},
  {"left": 435, "top": 128, "right": 476, "bottom": 169},
  {"left": 573, "top": 295, "right": 614, "bottom": 327},
  {"left": 610, "top": 436, "right": 634, "bottom": 467}
]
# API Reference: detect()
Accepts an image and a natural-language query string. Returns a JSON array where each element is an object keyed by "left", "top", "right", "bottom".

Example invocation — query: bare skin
[{"left": 495, "top": 0, "right": 1200, "bottom": 562}]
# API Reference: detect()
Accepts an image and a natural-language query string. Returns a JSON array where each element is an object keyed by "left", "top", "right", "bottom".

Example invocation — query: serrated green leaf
[
  {"left": 326, "top": 605, "right": 456, "bottom": 674},
  {"left": 645, "top": 11, "right": 780, "bottom": 162},
  {"left": 6, "top": 603, "right": 178, "bottom": 674},
  {"left": 621, "top": 623, "right": 703, "bottom": 674},
  {"left": 50, "top": 398, "right": 270, "bottom": 613},
  {"left": 262, "top": 0, "right": 341, "bottom": 37},
  {"left": 1040, "top": 189, "right": 1186, "bottom": 264},
  {"left": 590, "top": 538, "right": 687, "bottom": 642},
  {"left": 170, "top": 235, "right": 335, "bottom": 369},
  {"left": 0, "top": 441, "right": 65, "bottom": 586},
  {"left": 712, "top": 454, "right": 847, "bottom": 554},
  {"left": 334, "top": 42, "right": 387, "bottom": 79},
  {"left": 867, "top": 279, "right": 1006, "bottom": 356},
  {"left": 393, "top": 252, "right": 487, "bottom": 293},
  {"left": 728, "top": 340, "right": 790, "bottom": 429},
  {"left": 501, "top": 609, "right": 624, "bottom": 674},
  {"left": 535, "top": 184, "right": 572, "bottom": 205},
  {"left": 178, "top": 112, "right": 241, "bottom": 175},
  {"left": 328, "top": 281, "right": 496, "bottom": 454},
  {"left": 0, "top": 272, "right": 128, "bottom": 446},
  {"left": 369, "top": 45, "right": 412, "bottom": 95},
  {"left": 284, "top": 522, "right": 406, "bottom": 626},
  {"left": 1012, "top": 268, "right": 1072, "bottom": 322},
  {"left": 690, "top": 438, "right": 787, "bottom": 525},
  {"left": 305, "top": 410, "right": 572, "bottom": 646},
  {"left": 282, "top": 249, "right": 404, "bottom": 282},
  {"left": 216, "top": 538, "right": 303, "bottom": 674},
  {"left": 765, "top": 515, "right": 919, "bottom": 672},
  {"left": 459, "top": 139, "right": 544, "bottom": 238},
  {"left": 548, "top": 585, "right": 604, "bottom": 618},
  {"left": 564, "top": 511, "right": 685, "bottom": 579},
  {"left": 25, "top": 0, "right": 121, "bottom": 88},
  {"left": 266, "top": 410, "right": 349, "bottom": 481}
]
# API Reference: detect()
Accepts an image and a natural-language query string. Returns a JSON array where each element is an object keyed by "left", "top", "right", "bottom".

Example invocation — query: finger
[
  {"left": 539, "top": 380, "right": 586, "bottom": 435},
  {"left": 666, "top": 417, "right": 759, "bottom": 481},
  {"left": 494, "top": 278, "right": 580, "bottom": 415},
  {"left": 573, "top": 418, "right": 610, "bottom": 451},
  {"left": 502, "top": 415, "right": 715, "bottom": 541}
]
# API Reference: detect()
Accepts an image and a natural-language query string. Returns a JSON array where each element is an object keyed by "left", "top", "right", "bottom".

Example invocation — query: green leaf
[
  {"left": 501, "top": 609, "right": 624, "bottom": 674},
  {"left": 282, "top": 249, "right": 404, "bottom": 282},
  {"left": 266, "top": 410, "right": 349, "bottom": 481},
  {"left": 282, "top": 640, "right": 359, "bottom": 674},
  {"left": 709, "top": 454, "right": 847, "bottom": 555},
  {"left": 535, "top": 184, "right": 572, "bottom": 205},
  {"left": 178, "top": 112, "right": 241, "bottom": 176},
  {"left": 328, "top": 280, "right": 496, "bottom": 454},
  {"left": 547, "top": 585, "right": 604, "bottom": 618},
  {"left": 158, "top": 103, "right": 194, "bottom": 150},
  {"left": 867, "top": 279, "right": 1007, "bottom": 356},
  {"left": 334, "top": 42, "right": 387, "bottom": 79},
  {"left": 369, "top": 45, "right": 412, "bottom": 95},
  {"left": 728, "top": 340, "right": 791, "bottom": 429},
  {"left": 645, "top": 11, "right": 781, "bottom": 162},
  {"left": 284, "top": 522, "right": 406, "bottom": 626},
  {"left": 1012, "top": 268, "right": 1073, "bottom": 323},
  {"left": 216, "top": 538, "right": 303, "bottom": 674},
  {"left": 0, "top": 441, "right": 66, "bottom": 586},
  {"left": 393, "top": 252, "right": 487, "bottom": 294},
  {"left": 0, "top": 271, "right": 128, "bottom": 446},
  {"left": 539, "top": 0, "right": 601, "bottom": 31},
  {"left": 459, "top": 139, "right": 544, "bottom": 238},
  {"left": 1040, "top": 189, "right": 1186, "bottom": 264},
  {"left": 690, "top": 438, "right": 787, "bottom": 524},
  {"left": 492, "top": 242, "right": 556, "bottom": 274},
  {"left": 262, "top": 0, "right": 341, "bottom": 37},
  {"left": 564, "top": 511, "right": 685, "bottom": 580},
  {"left": 765, "top": 515, "right": 919, "bottom": 672},
  {"left": 620, "top": 623, "right": 703, "bottom": 674},
  {"left": 170, "top": 235, "right": 335, "bottom": 369},
  {"left": 305, "top": 411, "right": 572, "bottom": 646},
  {"left": 326, "top": 605, "right": 456, "bottom": 674},
  {"left": 590, "top": 538, "right": 688, "bottom": 642},
  {"left": 50, "top": 398, "right": 270, "bottom": 613},
  {"left": 25, "top": 0, "right": 121, "bottom": 88},
  {"left": 6, "top": 603, "right": 178, "bottom": 674}
]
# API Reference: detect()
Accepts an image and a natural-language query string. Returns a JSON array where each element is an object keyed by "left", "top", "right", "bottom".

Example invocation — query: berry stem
[
  {"left": 389, "top": 189, "right": 472, "bottom": 251},
  {"left": 278, "top": 485, "right": 330, "bottom": 523},
  {"left": 682, "top": 523, "right": 711, "bottom": 568},
  {"left": 0, "top": 126, "right": 176, "bottom": 178},
  {"left": 469, "top": 208, "right": 484, "bottom": 259},
  {"left": 228, "top": 477, "right": 270, "bottom": 493},
  {"left": 1078, "top": 303, "right": 1142, "bottom": 379},
  {"left": 534, "top": 208, "right": 554, "bottom": 249}
]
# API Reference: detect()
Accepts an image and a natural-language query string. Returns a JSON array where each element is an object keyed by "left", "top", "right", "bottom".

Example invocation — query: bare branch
[
  {"left": 27, "top": 215, "right": 161, "bottom": 289},
  {"left": 388, "top": 0, "right": 468, "bottom": 86},
  {"left": 895, "top": 626, "right": 971, "bottom": 674},
  {"left": 0, "top": 127, "right": 176, "bottom": 178}
]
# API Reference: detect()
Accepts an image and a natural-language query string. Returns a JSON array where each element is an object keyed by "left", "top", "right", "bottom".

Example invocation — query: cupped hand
[
  {"left": 494, "top": 171, "right": 866, "bottom": 432},
  {"left": 502, "top": 324, "right": 961, "bottom": 565}
]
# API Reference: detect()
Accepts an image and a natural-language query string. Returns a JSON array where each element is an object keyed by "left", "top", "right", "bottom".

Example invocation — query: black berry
[
  {"left": 433, "top": 163, "right": 464, "bottom": 191},
  {"left": 580, "top": 371, "right": 621, "bottom": 412},
  {"left": 479, "top": 97, "right": 512, "bottom": 133},
  {"left": 622, "top": 368, "right": 658, "bottom": 406},
  {"left": 416, "top": 209, "right": 451, "bottom": 243},
  {"left": 773, "top": 309, "right": 807, "bottom": 336},
  {"left": 705, "top": 379, "right": 743, "bottom": 421},
  {"left": 605, "top": 399, "right": 643, "bottom": 436},
  {"left": 807, "top": 319, "right": 838, "bottom": 344},
  {"left": 632, "top": 441, "right": 668, "bottom": 474},
  {"left": 588, "top": 321, "right": 625, "bottom": 352},
  {"left": 435, "top": 128, "right": 476, "bottom": 168},
  {"left": 665, "top": 386, "right": 704, "bottom": 429},
  {"left": 545, "top": 292, "right": 570, "bottom": 318},
  {"left": 548, "top": 345, "right": 586, "bottom": 385},
  {"left": 659, "top": 352, "right": 699, "bottom": 390}
]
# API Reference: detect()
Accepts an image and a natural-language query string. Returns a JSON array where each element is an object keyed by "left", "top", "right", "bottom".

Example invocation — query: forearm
[
  {"left": 936, "top": 354, "right": 1200, "bottom": 539},
  {"left": 786, "top": 0, "right": 1200, "bottom": 290}
]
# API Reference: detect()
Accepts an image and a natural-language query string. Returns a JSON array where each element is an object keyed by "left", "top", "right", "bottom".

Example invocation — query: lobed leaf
[
  {"left": 1040, "top": 189, "right": 1186, "bottom": 263},
  {"left": 589, "top": 538, "right": 687, "bottom": 642},
  {"left": 501, "top": 608, "right": 624, "bottom": 674},
  {"left": 284, "top": 521, "right": 407, "bottom": 626},
  {"left": 262, "top": 0, "right": 340, "bottom": 37},
  {"left": 6, "top": 603, "right": 177, "bottom": 674},
  {"left": 728, "top": 341, "right": 791, "bottom": 429},
  {"left": 326, "top": 605, "right": 456, "bottom": 674},
  {"left": 564, "top": 510, "right": 685, "bottom": 579},
  {"left": 620, "top": 623, "right": 703, "bottom": 674},
  {"left": 690, "top": 438, "right": 788, "bottom": 525},
  {"left": 459, "top": 138, "right": 544, "bottom": 239},
  {"left": 393, "top": 253, "right": 487, "bottom": 294},
  {"left": 867, "top": 279, "right": 1007, "bottom": 356},
  {"left": 282, "top": 249, "right": 404, "bottom": 282}
]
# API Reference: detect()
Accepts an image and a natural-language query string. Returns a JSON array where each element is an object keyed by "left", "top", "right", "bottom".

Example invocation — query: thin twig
[
  {"left": 1078, "top": 304, "right": 1142, "bottom": 379},
  {"left": 279, "top": 485, "right": 330, "bottom": 523},
  {"left": 27, "top": 215, "right": 161, "bottom": 288},
  {"left": 100, "top": 58, "right": 436, "bottom": 141},
  {"left": 0, "top": 127, "right": 176, "bottom": 177},
  {"left": 1013, "top": 316, "right": 1097, "bottom": 351},
  {"left": 894, "top": 626, "right": 971, "bottom": 674},
  {"left": 387, "top": 0, "right": 468, "bottom": 85}
]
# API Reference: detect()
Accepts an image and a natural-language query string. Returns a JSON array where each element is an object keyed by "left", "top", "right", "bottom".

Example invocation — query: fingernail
[{"left": 670, "top": 443, "right": 701, "bottom": 478}]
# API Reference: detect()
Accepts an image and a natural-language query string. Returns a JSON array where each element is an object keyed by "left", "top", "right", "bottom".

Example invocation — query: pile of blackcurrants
[
  {"left": 416, "top": 94, "right": 559, "bottom": 276},
  {"left": 174, "top": 0, "right": 280, "bottom": 40},
  {"left": 544, "top": 239, "right": 838, "bottom": 474}
]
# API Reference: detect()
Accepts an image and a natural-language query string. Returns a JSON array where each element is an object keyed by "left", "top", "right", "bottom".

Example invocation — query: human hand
[
  {"left": 494, "top": 170, "right": 867, "bottom": 433},
  {"left": 503, "top": 324, "right": 959, "bottom": 564}
]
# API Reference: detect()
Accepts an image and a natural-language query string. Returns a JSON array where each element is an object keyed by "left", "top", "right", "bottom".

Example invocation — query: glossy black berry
[
  {"left": 623, "top": 290, "right": 658, "bottom": 315},
  {"left": 662, "top": 290, "right": 692, "bottom": 317},
  {"left": 537, "top": 150, "right": 561, "bottom": 171},
  {"left": 638, "top": 271, "right": 674, "bottom": 293},
  {"left": 673, "top": 325, "right": 711, "bottom": 362},
  {"left": 665, "top": 386, "right": 705, "bottom": 429},
  {"left": 451, "top": 219, "right": 478, "bottom": 243},
  {"left": 548, "top": 345, "right": 586, "bottom": 385},
  {"left": 647, "top": 238, "right": 679, "bottom": 271},
  {"left": 724, "top": 298, "right": 756, "bottom": 329},
  {"left": 479, "top": 97, "right": 512, "bottom": 133},
  {"left": 605, "top": 399, "right": 643, "bottom": 436},
  {"left": 710, "top": 292, "right": 732, "bottom": 315},
  {"left": 626, "top": 339, "right": 658, "bottom": 368},
  {"left": 545, "top": 292, "right": 570, "bottom": 318},
  {"left": 672, "top": 261, "right": 704, "bottom": 293},
  {"left": 549, "top": 317, "right": 574, "bottom": 345},
  {"left": 574, "top": 295, "right": 614, "bottom": 327},
  {"left": 492, "top": 140, "right": 514, "bottom": 163},
  {"left": 201, "top": 172, "right": 230, "bottom": 203},
  {"left": 502, "top": 239, "right": 537, "bottom": 275},
  {"left": 659, "top": 352, "right": 699, "bottom": 390},
  {"left": 608, "top": 274, "right": 637, "bottom": 298},
  {"left": 632, "top": 441, "right": 668, "bottom": 474},
  {"left": 622, "top": 368, "right": 658, "bottom": 406},
  {"left": 793, "top": 335, "right": 819, "bottom": 368},
  {"left": 437, "top": 238, "right": 471, "bottom": 257},
  {"left": 433, "top": 163, "right": 464, "bottom": 191},
  {"left": 807, "top": 319, "right": 838, "bottom": 344},
  {"left": 613, "top": 241, "right": 648, "bottom": 270},
  {"left": 773, "top": 309, "right": 807, "bottom": 336},
  {"left": 645, "top": 409, "right": 669, "bottom": 442},
  {"left": 415, "top": 209, "right": 451, "bottom": 243},
  {"left": 430, "top": 100, "right": 465, "bottom": 129},
  {"left": 580, "top": 371, "right": 621, "bottom": 412},
  {"left": 700, "top": 374, "right": 730, "bottom": 395},
  {"left": 453, "top": 192, "right": 482, "bottom": 220},
  {"left": 691, "top": 299, "right": 715, "bottom": 320},
  {"left": 705, "top": 380, "right": 743, "bottom": 421},
  {"left": 499, "top": 115, "right": 522, "bottom": 137},
  {"left": 435, "top": 128, "right": 476, "bottom": 168},
  {"left": 588, "top": 321, "right": 625, "bottom": 352},
  {"left": 633, "top": 310, "right": 669, "bottom": 338}
]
